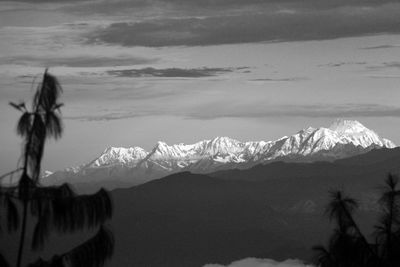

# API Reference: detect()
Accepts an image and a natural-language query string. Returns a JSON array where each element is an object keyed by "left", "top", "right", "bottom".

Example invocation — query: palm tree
[
  {"left": 375, "top": 174, "right": 400, "bottom": 266},
  {"left": 0, "top": 69, "right": 114, "bottom": 267},
  {"left": 314, "top": 174, "right": 400, "bottom": 267},
  {"left": 313, "top": 190, "right": 378, "bottom": 267}
]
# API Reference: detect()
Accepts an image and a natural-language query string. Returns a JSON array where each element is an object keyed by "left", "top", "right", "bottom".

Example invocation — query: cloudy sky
[{"left": 1, "top": 0, "right": 400, "bottom": 173}]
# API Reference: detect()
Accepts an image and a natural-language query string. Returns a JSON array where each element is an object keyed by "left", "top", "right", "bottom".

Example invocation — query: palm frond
[
  {"left": 386, "top": 173, "right": 398, "bottom": 191},
  {"left": 27, "top": 256, "right": 64, "bottom": 267},
  {"left": 325, "top": 190, "right": 358, "bottom": 231},
  {"left": 52, "top": 188, "right": 113, "bottom": 233},
  {"left": 3, "top": 193, "right": 20, "bottom": 232},
  {"left": 32, "top": 185, "right": 112, "bottom": 233},
  {"left": 45, "top": 111, "right": 63, "bottom": 139},
  {"left": 9, "top": 102, "right": 26, "bottom": 112},
  {"left": 35, "top": 70, "right": 62, "bottom": 112},
  {"left": 33, "top": 184, "right": 74, "bottom": 200},
  {"left": 0, "top": 168, "right": 23, "bottom": 181},
  {"left": 28, "top": 225, "right": 114, "bottom": 267},
  {"left": 31, "top": 214, "right": 50, "bottom": 251},
  {"left": 64, "top": 225, "right": 114, "bottom": 267},
  {"left": 52, "top": 103, "right": 64, "bottom": 113},
  {"left": 379, "top": 174, "right": 400, "bottom": 205},
  {"left": 17, "top": 112, "right": 32, "bottom": 138}
]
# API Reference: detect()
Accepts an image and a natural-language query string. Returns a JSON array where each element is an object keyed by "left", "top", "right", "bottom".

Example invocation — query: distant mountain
[
  {"left": 91, "top": 148, "right": 400, "bottom": 267},
  {"left": 3, "top": 145, "right": 400, "bottom": 267},
  {"left": 43, "top": 119, "right": 395, "bottom": 190}
]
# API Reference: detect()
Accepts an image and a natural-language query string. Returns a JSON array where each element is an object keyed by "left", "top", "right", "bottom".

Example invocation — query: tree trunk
[{"left": 16, "top": 199, "right": 28, "bottom": 267}]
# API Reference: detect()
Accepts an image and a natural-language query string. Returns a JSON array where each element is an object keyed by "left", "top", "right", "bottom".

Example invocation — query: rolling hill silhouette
[
  {"left": 105, "top": 148, "right": 400, "bottom": 266},
  {"left": 2, "top": 148, "right": 400, "bottom": 266}
]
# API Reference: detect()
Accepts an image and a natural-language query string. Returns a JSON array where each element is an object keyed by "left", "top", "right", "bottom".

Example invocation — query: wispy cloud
[
  {"left": 0, "top": 55, "right": 157, "bottom": 68},
  {"left": 366, "top": 62, "right": 400, "bottom": 71},
  {"left": 360, "top": 45, "right": 400, "bottom": 50},
  {"left": 249, "top": 77, "right": 308, "bottom": 82},
  {"left": 62, "top": 0, "right": 400, "bottom": 15},
  {"left": 186, "top": 103, "right": 400, "bottom": 120},
  {"left": 87, "top": 4, "right": 400, "bottom": 47},
  {"left": 64, "top": 103, "right": 400, "bottom": 122},
  {"left": 368, "top": 75, "right": 400, "bottom": 79},
  {"left": 106, "top": 67, "right": 243, "bottom": 78},
  {"left": 64, "top": 112, "right": 152, "bottom": 122},
  {"left": 319, "top": 62, "right": 367, "bottom": 68}
]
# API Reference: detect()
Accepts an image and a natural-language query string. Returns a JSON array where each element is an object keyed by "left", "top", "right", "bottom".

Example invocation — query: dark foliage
[
  {"left": 314, "top": 173, "right": 400, "bottom": 267},
  {"left": 0, "top": 70, "right": 114, "bottom": 267},
  {"left": 28, "top": 226, "right": 114, "bottom": 267}
]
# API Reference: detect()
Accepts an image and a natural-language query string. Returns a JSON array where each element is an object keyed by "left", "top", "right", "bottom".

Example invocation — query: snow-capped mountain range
[{"left": 44, "top": 119, "right": 396, "bottom": 190}]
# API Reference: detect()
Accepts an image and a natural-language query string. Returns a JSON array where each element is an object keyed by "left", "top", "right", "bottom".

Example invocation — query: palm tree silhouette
[
  {"left": 313, "top": 174, "right": 400, "bottom": 267},
  {"left": 0, "top": 70, "right": 113, "bottom": 267},
  {"left": 313, "top": 190, "right": 374, "bottom": 266},
  {"left": 374, "top": 174, "right": 400, "bottom": 267}
]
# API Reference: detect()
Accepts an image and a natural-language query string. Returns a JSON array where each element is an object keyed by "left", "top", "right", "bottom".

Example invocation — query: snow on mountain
[
  {"left": 91, "top": 146, "right": 148, "bottom": 167},
  {"left": 43, "top": 119, "right": 396, "bottom": 190}
]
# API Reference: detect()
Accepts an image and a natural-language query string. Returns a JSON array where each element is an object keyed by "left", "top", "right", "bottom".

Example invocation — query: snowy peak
[
  {"left": 91, "top": 146, "right": 148, "bottom": 167},
  {"left": 204, "top": 137, "right": 243, "bottom": 155},
  {"left": 329, "top": 119, "right": 369, "bottom": 134},
  {"left": 83, "top": 119, "right": 397, "bottom": 169},
  {"left": 45, "top": 119, "right": 396, "bottom": 189},
  {"left": 327, "top": 119, "right": 395, "bottom": 148}
]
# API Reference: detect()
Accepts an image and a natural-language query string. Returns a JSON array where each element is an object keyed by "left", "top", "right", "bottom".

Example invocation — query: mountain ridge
[{"left": 43, "top": 119, "right": 396, "bottom": 190}]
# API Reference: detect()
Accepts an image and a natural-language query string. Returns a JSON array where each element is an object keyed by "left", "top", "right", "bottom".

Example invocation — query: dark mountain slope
[
  {"left": 108, "top": 167, "right": 384, "bottom": 266},
  {"left": 334, "top": 147, "right": 400, "bottom": 166},
  {"left": 210, "top": 148, "right": 400, "bottom": 185},
  {"left": 2, "top": 148, "right": 399, "bottom": 267},
  {"left": 111, "top": 172, "right": 309, "bottom": 267},
  {"left": 107, "top": 149, "right": 400, "bottom": 266}
]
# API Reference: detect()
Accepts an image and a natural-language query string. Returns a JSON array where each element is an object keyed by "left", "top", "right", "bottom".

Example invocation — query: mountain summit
[
  {"left": 44, "top": 120, "right": 395, "bottom": 190},
  {"left": 329, "top": 119, "right": 367, "bottom": 133}
]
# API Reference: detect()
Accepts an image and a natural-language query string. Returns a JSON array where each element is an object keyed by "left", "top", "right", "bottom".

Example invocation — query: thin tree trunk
[
  {"left": 15, "top": 70, "right": 51, "bottom": 267},
  {"left": 16, "top": 138, "right": 32, "bottom": 267},
  {"left": 16, "top": 199, "right": 28, "bottom": 267},
  {"left": 15, "top": 104, "right": 38, "bottom": 267}
]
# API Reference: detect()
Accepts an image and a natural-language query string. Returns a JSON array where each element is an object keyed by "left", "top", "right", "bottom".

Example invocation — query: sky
[{"left": 1, "top": 0, "right": 400, "bottom": 173}]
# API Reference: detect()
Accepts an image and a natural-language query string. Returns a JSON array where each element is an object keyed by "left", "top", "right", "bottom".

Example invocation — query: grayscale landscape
[{"left": 1, "top": 1, "right": 400, "bottom": 267}]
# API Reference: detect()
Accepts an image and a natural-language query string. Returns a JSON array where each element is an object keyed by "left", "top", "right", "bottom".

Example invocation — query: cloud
[
  {"left": 360, "top": 45, "right": 400, "bottom": 50},
  {"left": 0, "top": 55, "right": 157, "bottom": 68},
  {"left": 62, "top": 0, "right": 400, "bottom": 15},
  {"left": 64, "top": 112, "right": 149, "bottom": 122},
  {"left": 249, "top": 77, "right": 308, "bottom": 82},
  {"left": 106, "top": 67, "right": 239, "bottom": 78},
  {"left": 368, "top": 75, "right": 400, "bottom": 79},
  {"left": 87, "top": 4, "right": 400, "bottom": 47},
  {"left": 319, "top": 62, "right": 367, "bottom": 68},
  {"left": 366, "top": 62, "right": 400, "bottom": 71},
  {"left": 65, "top": 103, "right": 400, "bottom": 122},
  {"left": 203, "top": 258, "right": 312, "bottom": 267},
  {"left": 186, "top": 103, "right": 400, "bottom": 120}
]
